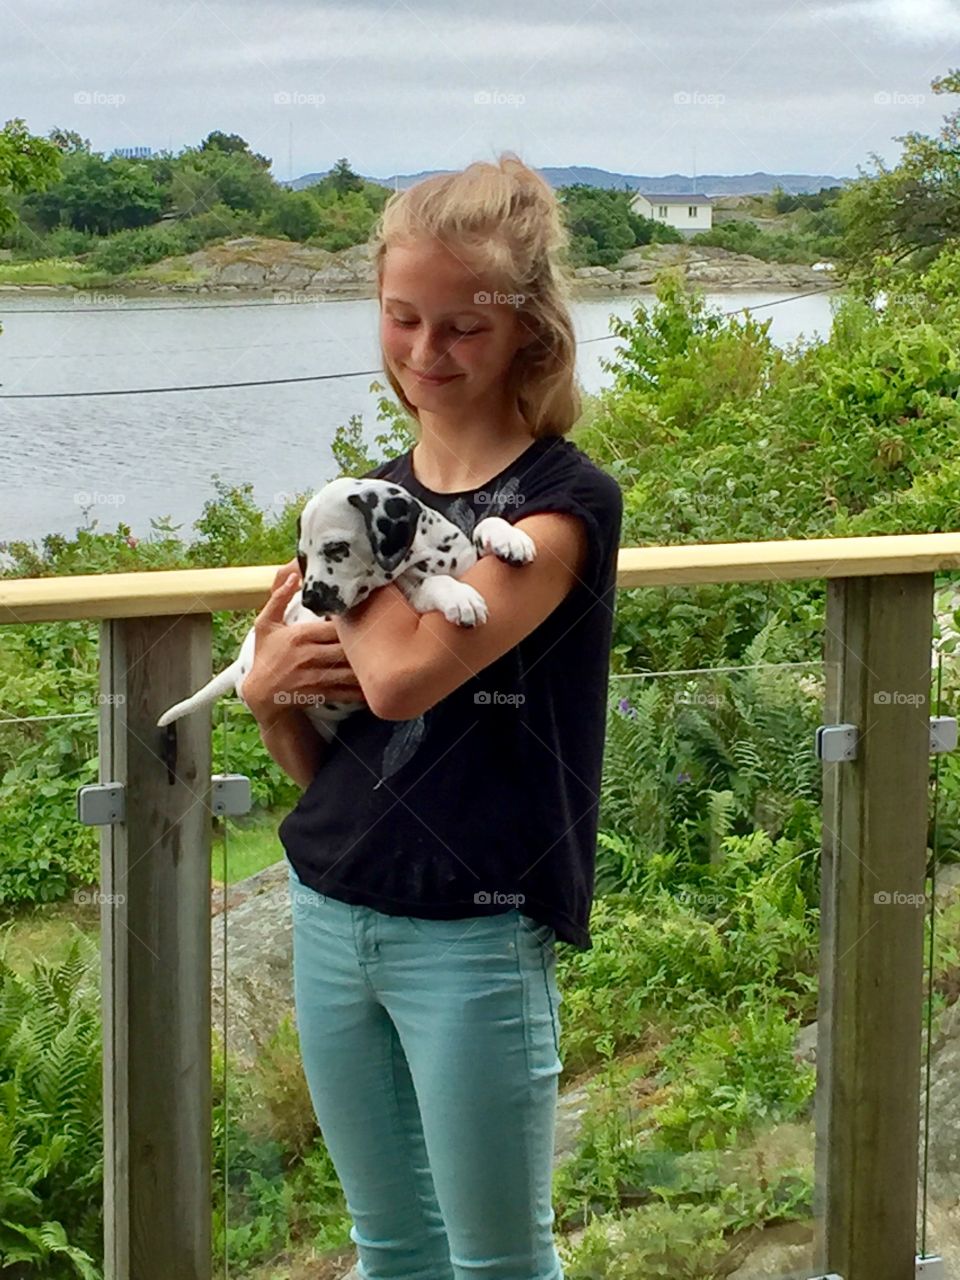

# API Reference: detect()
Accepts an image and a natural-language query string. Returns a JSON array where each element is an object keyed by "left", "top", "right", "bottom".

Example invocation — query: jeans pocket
[
  {"left": 403, "top": 909, "right": 520, "bottom": 942},
  {"left": 519, "top": 936, "right": 562, "bottom": 1075}
]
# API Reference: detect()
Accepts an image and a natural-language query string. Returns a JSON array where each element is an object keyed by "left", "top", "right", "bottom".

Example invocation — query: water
[{"left": 0, "top": 288, "right": 837, "bottom": 548}]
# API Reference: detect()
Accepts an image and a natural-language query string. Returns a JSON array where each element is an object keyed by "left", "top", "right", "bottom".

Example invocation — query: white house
[{"left": 631, "top": 192, "right": 713, "bottom": 235}]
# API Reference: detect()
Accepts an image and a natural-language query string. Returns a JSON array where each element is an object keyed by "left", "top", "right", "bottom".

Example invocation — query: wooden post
[
  {"left": 100, "top": 614, "right": 213, "bottom": 1280},
  {"left": 815, "top": 574, "right": 933, "bottom": 1280}
]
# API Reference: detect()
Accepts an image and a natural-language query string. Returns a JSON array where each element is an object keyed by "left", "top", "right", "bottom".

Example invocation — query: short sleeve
[{"left": 501, "top": 457, "right": 623, "bottom": 596}]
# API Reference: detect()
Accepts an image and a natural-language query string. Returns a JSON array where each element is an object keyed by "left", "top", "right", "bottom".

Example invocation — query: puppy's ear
[
  {"left": 348, "top": 490, "right": 420, "bottom": 575},
  {"left": 295, "top": 513, "right": 302, "bottom": 545}
]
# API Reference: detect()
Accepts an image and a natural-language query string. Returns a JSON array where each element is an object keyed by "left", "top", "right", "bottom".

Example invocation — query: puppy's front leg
[
  {"left": 399, "top": 574, "right": 489, "bottom": 627},
  {"left": 472, "top": 516, "right": 537, "bottom": 565}
]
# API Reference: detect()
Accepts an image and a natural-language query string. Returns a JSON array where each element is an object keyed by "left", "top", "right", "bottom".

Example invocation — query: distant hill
[{"left": 289, "top": 166, "right": 850, "bottom": 196}]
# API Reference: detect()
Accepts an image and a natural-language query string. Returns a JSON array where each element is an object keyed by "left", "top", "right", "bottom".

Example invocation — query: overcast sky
[{"left": 4, "top": 0, "right": 958, "bottom": 184}]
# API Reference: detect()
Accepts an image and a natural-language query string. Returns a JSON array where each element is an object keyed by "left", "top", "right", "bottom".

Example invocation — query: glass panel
[
  {"left": 552, "top": 660, "right": 831, "bottom": 1280},
  {"left": 215, "top": 698, "right": 353, "bottom": 1278},
  {"left": 918, "top": 648, "right": 960, "bottom": 1271},
  {"left": 0, "top": 694, "right": 103, "bottom": 1277}
]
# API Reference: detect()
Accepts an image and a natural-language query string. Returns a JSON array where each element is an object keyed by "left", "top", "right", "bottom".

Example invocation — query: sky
[{"left": 3, "top": 0, "right": 959, "bottom": 186}]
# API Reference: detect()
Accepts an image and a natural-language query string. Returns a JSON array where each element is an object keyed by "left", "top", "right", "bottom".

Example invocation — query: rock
[
  {"left": 725, "top": 1221, "right": 814, "bottom": 1280},
  {"left": 574, "top": 266, "right": 616, "bottom": 279},
  {"left": 793, "top": 1020, "right": 819, "bottom": 1066},
  {"left": 210, "top": 859, "right": 294, "bottom": 1066}
]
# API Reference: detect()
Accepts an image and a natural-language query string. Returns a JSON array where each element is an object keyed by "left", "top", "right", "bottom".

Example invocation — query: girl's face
[{"left": 379, "top": 239, "right": 533, "bottom": 420}]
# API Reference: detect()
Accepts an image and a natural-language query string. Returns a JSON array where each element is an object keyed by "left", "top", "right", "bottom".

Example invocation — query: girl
[{"left": 244, "top": 152, "right": 623, "bottom": 1280}]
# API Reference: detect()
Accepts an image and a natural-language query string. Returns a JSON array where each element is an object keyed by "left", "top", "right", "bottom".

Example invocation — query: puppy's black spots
[
  {"left": 383, "top": 497, "right": 408, "bottom": 519},
  {"left": 415, "top": 559, "right": 429, "bottom": 571},
  {"left": 438, "top": 543, "right": 451, "bottom": 552},
  {"left": 450, "top": 558, "right": 457, "bottom": 569}
]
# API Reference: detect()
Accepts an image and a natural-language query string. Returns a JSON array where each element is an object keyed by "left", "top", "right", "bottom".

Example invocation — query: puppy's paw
[
  {"left": 442, "top": 582, "right": 488, "bottom": 627},
  {"left": 473, "top": 515, "right": 537, "bottom": 566}
]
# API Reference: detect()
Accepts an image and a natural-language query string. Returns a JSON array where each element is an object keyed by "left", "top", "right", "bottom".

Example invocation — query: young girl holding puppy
[{"left": 243, "top": 153, "right": 622, "bottom": 1280}]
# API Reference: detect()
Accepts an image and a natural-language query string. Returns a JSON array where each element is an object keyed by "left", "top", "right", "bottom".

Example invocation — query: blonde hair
[{"left": 369, "top": 151, "right": 581, "bottom": 439}]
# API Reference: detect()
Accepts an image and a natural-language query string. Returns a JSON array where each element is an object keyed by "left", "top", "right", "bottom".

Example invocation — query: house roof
[{"left": 633, "top": 193, "right": 713, "bottom": 205}]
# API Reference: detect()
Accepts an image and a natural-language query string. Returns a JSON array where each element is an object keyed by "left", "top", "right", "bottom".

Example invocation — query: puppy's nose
[{"left": 302, "top": 582, "right": 344, "bottom": 615}]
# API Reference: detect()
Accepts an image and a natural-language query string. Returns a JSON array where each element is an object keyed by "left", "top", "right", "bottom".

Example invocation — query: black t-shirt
[{"left": 279, "top": 434, "right": 623, "bottom": 949}]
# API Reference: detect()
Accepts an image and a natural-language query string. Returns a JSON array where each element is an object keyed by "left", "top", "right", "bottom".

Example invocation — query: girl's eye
[{"left": 391, "top": 318, "right": 481, "bottom": 337}]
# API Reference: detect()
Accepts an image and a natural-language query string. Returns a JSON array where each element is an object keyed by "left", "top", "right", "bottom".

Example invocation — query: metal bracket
[
  {"left": 917, "top": 1257, "right": 945, "bottom": 1279},
  {"left": 930, "top": 716, "right": 958, "bottom": 755},
  {"left": 211, "top": 774, "right": 252, "bottom": 817},
  {"left": 815, "top": 723, "right": 859, "bottom": 762},
  {"left": 815, "top": 718, "right": 957, "bottom": 761},
  {"left": 77, "top": 783, "right": 125, "bottom": 826},
  {"left": 77, "top": 774, "right": 252, "bottom": 824}
]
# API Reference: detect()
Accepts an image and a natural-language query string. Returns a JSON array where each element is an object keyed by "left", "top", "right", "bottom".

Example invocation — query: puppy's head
[{"left": 296, "top": 477, "right": 421, "bottom": 616}]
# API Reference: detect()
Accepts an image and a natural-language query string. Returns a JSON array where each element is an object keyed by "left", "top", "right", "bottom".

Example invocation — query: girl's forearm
[{"left": 255, "top": 705, "right": 329, "bottom": 790}]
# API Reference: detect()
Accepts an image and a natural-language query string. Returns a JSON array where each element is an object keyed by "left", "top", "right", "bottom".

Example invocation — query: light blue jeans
[{"left": 287, "top": 862, "right": 565, "bottom": 1280}]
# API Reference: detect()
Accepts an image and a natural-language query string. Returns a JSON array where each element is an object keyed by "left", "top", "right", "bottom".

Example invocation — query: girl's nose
[{"left": 412, "top": 326, "right": 446, "bottom": 367}]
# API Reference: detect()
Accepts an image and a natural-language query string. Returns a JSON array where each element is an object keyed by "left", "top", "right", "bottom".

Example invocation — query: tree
[
  {"left": 329, "top": 157, "right": 364, "bottom": 195},
  {"left": 21, "top": 151, "right": 165, "bottom": 235},
  {"left": 0, "top": 118, "right": 61, "bottom": 232},
  {"left": 200, "top": 131, "right": 270, "bottom": 168},
  {"left": 48, "top": 127, "right": 90, "bottom": 155},
  {"left": 171, "top": 143, "right": 276, "bottom": 218},
  {"left": 836, "top": 68, "right": 960, "bottom": 277}
]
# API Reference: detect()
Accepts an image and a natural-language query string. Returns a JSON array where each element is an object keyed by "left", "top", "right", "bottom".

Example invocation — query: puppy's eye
[{"left": 323, "top": 541, "right": 351, "bottom": 560}]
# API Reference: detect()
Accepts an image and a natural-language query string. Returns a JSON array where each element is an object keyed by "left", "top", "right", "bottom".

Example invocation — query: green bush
[{"left": 0, "top": 930, "right": 103, "bottom": 1277}]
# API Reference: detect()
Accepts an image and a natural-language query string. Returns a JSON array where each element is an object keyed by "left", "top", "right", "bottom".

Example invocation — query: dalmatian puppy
[{"left": 156, "top": 476, "right": 536, "bottom": 740}]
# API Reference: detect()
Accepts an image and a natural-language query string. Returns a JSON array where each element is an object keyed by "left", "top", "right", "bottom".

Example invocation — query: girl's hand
[
  {"left": 272, "top": 556, "right": 300, "bottom": 594},
  {"left": 243, "top": 571, "right": 367, "bottom": 720}
]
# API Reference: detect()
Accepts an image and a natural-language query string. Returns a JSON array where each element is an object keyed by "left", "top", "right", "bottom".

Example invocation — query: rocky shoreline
[{"left": 0, "top": 237, "right": 839, "bottom": 300}]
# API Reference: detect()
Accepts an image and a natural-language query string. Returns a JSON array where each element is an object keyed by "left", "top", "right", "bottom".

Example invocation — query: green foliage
[
  {"left": 835, "top": 68, "right": 960, "bottom": 279},
  {"left": 690, "top": 211, "right": 842, "bottom": 264},
  {"left": 0, "top": 930, "right": 103, "bottom": 1276},
  {"left": 652, "top": 1006, "right": 816, "bottom": 1150},
  {"left": 0, "top": 118, "right": 62, "bottom": 234},
  {"left": 559, "top": 184, "right": 682, "bottom": 268},
  {"left": 566, "top": 1201, "right": 728, "bottom": 1279}
]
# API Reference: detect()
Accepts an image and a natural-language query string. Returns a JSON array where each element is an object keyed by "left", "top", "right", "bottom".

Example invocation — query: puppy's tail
[{"left": 156, "top": 661, "right": 243, "bottom": 727}]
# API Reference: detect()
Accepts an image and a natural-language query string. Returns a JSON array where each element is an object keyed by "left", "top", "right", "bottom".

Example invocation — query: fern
[{"left": 0, "top": 931, "right": 103, "bottom": 1276}]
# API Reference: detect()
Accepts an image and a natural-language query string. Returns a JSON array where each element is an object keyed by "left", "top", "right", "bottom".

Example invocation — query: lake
[{"left": 0, "top": 287, "right": 838, "bottom": 550}]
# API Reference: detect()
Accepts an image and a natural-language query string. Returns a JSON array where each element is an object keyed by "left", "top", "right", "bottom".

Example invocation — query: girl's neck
[{"left": 411, "top": 416, "right": 536, "bottom": 493}]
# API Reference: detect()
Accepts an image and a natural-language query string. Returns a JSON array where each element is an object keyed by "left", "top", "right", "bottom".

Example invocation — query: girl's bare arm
[{"left": 255, "top": 704, "right": 330, "bottom": 790}]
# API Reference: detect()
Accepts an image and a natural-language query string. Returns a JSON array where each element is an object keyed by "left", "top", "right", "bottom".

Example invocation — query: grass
[{"left": 0, "top": 806, "right": 288, "bottom": 975}]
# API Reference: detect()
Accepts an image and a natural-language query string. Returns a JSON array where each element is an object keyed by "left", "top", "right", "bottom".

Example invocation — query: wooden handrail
[{"left": 2, "top": 531, "right": 959, "bottom": 623}]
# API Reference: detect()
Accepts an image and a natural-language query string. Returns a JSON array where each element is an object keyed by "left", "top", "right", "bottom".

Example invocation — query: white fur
[{"left": 156, "top": 476, "right": 536, "bottom": 740}]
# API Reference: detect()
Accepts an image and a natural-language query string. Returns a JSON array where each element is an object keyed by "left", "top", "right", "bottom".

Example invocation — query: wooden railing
[{"left": 3, "top": 529, "right": 960, "bottom": 1280}]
